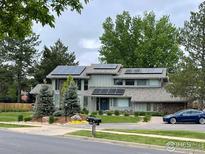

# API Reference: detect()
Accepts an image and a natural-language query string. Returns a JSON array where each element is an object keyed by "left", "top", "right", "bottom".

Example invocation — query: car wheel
[
  {"left": 199, "top": 118, "right": 205, "bottom": 124},
  {"left": 169, "top": 118, "right": 176, "bottom": 124}
]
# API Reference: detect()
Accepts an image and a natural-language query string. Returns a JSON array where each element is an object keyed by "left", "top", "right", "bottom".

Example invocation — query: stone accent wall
[{"left": 158, "top": 102, "right": 187, "bottom": 114}]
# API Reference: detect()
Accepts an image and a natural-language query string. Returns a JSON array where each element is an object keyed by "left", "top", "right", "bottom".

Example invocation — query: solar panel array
[
  {"left": 51, "top": 66, "right": 86, "bottom": 75},
  {"left": 125, "top": 68, "right": 163, "bottom": 74},
  {"left": 92, "top": 88, "right": 125, "bottom": 95},
  {"left": 93, "top": 64, "right": 118, "bottom": 69}
]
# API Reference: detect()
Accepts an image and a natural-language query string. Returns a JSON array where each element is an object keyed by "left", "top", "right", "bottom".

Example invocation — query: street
[{"left": 0, "top": 130, "right": 179, "bottom": 154}]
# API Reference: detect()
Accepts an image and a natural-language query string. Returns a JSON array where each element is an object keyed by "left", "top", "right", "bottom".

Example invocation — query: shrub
[
  {"left": 82, "top": 108, "right": 89, "bottom": 115},
  {"left": 134, "top": 112, "right": 139, "bottom": 117},
  {"left": 106, "top": 111, "right": 113, "bottom": 116},
  {"left": 114, "top": 110, "right": 120, "bottom": 116},
  {"left": 24, "top": 117, "right": 32, "bottom": 122},
  {"left": 98, "top": 110, "right": 103, "bottom": 115},
  {"left": 17, "top": 115, "right": 23, "bottom": 122},
  {"left": 91, "top": 112, "right": 97, "bottom": 116},
  {"left": 134, "top": 112, "right": 164, "bottom": 116},
  {"left": 124, "top": 112, "right": 129, "bottom": 116},
  {"left": 143, "top": 115, "right": 151, "bottom": 122},
  {"left": 49, "top": 116, "right": 55, "bottom": 124},
  {"left": 53, "top": 110, "right": 64, "bottom": 117}
]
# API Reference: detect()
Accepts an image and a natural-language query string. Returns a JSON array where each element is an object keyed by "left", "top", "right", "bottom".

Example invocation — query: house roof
[
  {"left": 30, "top": 84, "right": 52, "bottom": 95},
  {"left": 113, "top": 68, "right": 167, "bottom": 79},
  {"left": 85, "top": 64, "right": 122, "bottom": 75},
  {"left": 81, "top": 87, "right": 187, "bottom": 103}
]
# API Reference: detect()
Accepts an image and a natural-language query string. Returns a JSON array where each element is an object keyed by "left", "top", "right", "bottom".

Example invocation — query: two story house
[{"left": 47, "top": 64, "right": 188, "bottom": 113}]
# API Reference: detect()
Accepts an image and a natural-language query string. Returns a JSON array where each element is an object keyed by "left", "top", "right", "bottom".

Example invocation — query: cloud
[{"left": 79, "top": 39, "right": 101, "bottom": 49}]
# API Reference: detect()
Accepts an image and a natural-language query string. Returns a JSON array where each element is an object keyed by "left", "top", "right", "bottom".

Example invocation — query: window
[
  {"left": 137, "top": 79, "right": 147, "bottom": 86},
  {"left": 147, "top": 103, "right": 151, "bottom": 111},
  {"left": 113, "top": 98, "right": 129, "bottom": 107},
  {"left": 125, "top": 79, "right": 135, "bottom": 85},
  {"left": 84, "top": 80, "right": 88, "bottom": 90},
  {"left": 114, "top": 79, "right": 123, "bottom": 85},
  {"left": 74, "top": 79, "right": 81, "bottom": 90},
  {"left": 149, "top": 80, "right": 160, "bottom": 87},
  {"left": 83, "top": 96, "right": 88, "bottom": 107},
  {"left": 55, "top": 79, "right": 60, "bottom": 90}
]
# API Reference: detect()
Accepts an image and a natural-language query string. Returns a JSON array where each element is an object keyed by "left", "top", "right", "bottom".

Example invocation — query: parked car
[{"left": 163, "top": 109, "right": 205, "bottom": 124}]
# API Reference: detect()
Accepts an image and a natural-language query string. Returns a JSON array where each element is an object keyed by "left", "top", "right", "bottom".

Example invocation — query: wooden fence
[{"left": 0, "top": 103, "right": 33, "bottom": 111}]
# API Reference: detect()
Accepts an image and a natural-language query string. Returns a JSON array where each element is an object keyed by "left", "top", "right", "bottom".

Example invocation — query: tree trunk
[{"left": 17, "top": 73, "right": 21, "bottom": 103}]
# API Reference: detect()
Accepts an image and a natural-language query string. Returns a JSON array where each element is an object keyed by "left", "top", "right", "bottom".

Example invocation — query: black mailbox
[{"left": 87, "top": 117, "right": 102, "bottom": 125}]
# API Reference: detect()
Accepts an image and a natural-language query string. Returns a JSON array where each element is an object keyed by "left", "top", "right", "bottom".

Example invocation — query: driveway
[
  {"left": 67, "top": 117, "right": 205, "bottom": 132},
  {"left": 0, "top": 130, "right": 180, "bottom": 154}
]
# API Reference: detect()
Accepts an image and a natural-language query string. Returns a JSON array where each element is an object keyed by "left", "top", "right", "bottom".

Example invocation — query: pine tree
[
  {"left": 33, "top": 85, "right": 55, "bottom": 118},
  {"left": 64, "top": 81, "right": 80, "bottom": 117}
]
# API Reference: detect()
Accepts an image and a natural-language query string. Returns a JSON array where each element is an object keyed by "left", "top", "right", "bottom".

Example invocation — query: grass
[
  {"left": 0, "top": 123, "right": 33, "bottom": 128},
  {"left": 105, "top": 129, "right": 205, "bottom": 140},
  {"left": 69, "top": 130, "right": 205, "bottom": 151},
  {"left": 0, "top": 112, "right": 33, "bottom": 122},
  {"left": 95, "top": 115, "right": 141, "bottom": 123}
]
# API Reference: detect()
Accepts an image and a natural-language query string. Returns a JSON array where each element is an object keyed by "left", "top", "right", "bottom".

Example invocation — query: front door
[{"left": 99, "top": 98, "right": 109, "bottom": 110}]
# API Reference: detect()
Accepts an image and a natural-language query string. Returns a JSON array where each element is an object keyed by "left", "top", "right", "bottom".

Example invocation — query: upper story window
[
  {"left": 74, "top": 79, "right": 81, "bottom": 90},
  {"left": 125, "top": 79, "right": 135, "bottom": 85},
  {"left": 114, "top": 79, "right": 123, "bottom": 85},
  {"left": 84, "top": 80, "right": 88, "bottom": 90},
  {"left": 137, "top": 79, "right": 148, "bottom": 86}
]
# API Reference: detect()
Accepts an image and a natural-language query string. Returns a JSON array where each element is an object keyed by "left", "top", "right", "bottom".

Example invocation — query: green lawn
[
  {"left": 69, "top": 130, "right": 205, "bottom": 151},
  {"left": 105, "top": 129, "right": 205, "bottom": 140},
  {"left": 0, "top": 112, "right": 32, "bottom": 122},
  {"left": 0, "top": 123, "right": 33, "bottom": 128},
  {"left": 95, "top": 115, "right": 141, "bottom": 123}
]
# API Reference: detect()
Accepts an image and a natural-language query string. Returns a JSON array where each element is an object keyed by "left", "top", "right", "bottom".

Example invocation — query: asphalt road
[{"left": 0, "top": 130, "right": 180, "bottom": 154}]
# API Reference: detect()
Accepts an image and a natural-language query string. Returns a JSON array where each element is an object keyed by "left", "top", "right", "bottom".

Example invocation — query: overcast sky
[{"left": 33, "top": 0, "right": 204, "bottom": 65}]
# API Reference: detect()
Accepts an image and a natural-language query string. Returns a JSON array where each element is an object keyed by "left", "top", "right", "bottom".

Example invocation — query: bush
[
  {"left": 49, "top": 116, "right": 55, "bottom": 124},
  {"left": 91, "top": 112, "right": 97, "bottom": 116},
  {"left": 124, "top": 112, "right": 130, "bottom": 116},
  {"left": 143, "top": 115, "right": 151, "bottom": 122},
  {"left": 98, "top": 110, "right": 103, "bottom": 115},
  {"left": 17, "top": 115, "right": 23, "bottom": 122},
  {"left": 106, "top": 111, "right": 113, "bottom": 116},
  {"left": 53, "top": 110, "right": 64, "bottom": 117},
  {"left": 133, "top": 112, "right": 164, "bottom": 116},
  {"left": 114, "top": 110, "right": 120, "bottom": 116},
  {"left": 82, "top": 108, "right": 89, "bottom": 115},
  {"left": 134, "top": 112, "right": 139, "bottom": 117},
  {"left": 24, "top": 117, "right": 32, "bottom": 122}
]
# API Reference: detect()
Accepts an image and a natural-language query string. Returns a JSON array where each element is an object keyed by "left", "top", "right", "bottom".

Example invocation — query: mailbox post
[{"left": 86, "top": 117, "right": 102, "bottom": 137}]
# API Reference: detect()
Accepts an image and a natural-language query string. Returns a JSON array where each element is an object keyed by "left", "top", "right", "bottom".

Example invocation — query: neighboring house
[
  {"left": 30, "top": 84, "right": 52, "bottom": 103},
  {"left": 47, "top": 64, "right": 188, "bottom": 113}
]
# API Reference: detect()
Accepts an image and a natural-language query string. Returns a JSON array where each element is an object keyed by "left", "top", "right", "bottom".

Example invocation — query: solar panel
[
  {"left": 125, "top": 68, "right": 163, "bottom": 74},
  {"left": 92, "top": 88, "right": 125, "bottom": 95},
  {"left": 93, "top": 64, "right": 118, "bottom": 69},
  {"left": 51, "top": 66, "right": 86, "bottom": 75}
]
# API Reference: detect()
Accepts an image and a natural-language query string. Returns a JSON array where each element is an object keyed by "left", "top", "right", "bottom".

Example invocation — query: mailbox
[{"left": 87, "top": 117, "right": 102, "bottom": 125}]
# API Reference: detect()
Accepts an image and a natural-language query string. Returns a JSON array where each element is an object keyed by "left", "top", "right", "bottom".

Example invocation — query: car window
[{"left": 190, "top": 111, "right": 202, "bottom": 115}]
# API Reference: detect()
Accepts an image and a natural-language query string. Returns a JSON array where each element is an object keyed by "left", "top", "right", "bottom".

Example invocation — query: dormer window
[
  {"left": 114, "top": 79, "right": 123, "bottom": 85},
  {"left": 125, "top": 79, "right": 135, "bottom": 85}
]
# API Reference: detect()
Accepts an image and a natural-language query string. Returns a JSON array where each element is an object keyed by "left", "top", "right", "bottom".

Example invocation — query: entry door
[{"left": 100, "top": 98, "right": 109, "bottom": 110}]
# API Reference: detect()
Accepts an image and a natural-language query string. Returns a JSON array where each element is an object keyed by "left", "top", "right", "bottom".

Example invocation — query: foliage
[
  {"left": 34, "top": 40, "right": 78, "bottom": 83},
  {"left": 106, "top": 111, "right": 113, "bottom": 116},
  {"left": 166, "top": 1, "right": 205, "bottom": 105},
  {"left": 99, "top": 11, "right": 182, "bottom": 71},
  {"left": 33, "top": 85, "right": 55, "bottom": 118},
  {"left": 134, "top": 111, "right": 164, "bottom": 116},
  {"left": 91, "top": 112, "right": 97, "bottom": 116},
  {"left": 98, "top": 110, "right": 103, "bottom": 115},
  {"left": 64, "top": 81, "right": 80, "bottom": 117},
  {"left": 0, "top": 0, "right": 89, "bottom": 39},
  {"left": 49, "top": 116, "right": 55, "bottom": 124},
  {"left": 53, "top": 110, "right": 64, "bottom": 117},
  {"left": 24, "top": 116, "right": 32, "bottom": 122},
  {"left": 82, "top": 108, "right": 89, "bottom": 115},
  {"left": 114, "top": 110, "right": 120, "bottom": 116},
  {"left": 17, "top": 115, "right": 23, "bottom": 122},
  {"left": 0, "top": 34, "right": 40, "bottom": 102},
  {"left": 124, "top": 112, "right": 130, "bottom": 117},
  {"left": 143, "top": 115, "right": 151, "bottom": 122}
]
